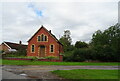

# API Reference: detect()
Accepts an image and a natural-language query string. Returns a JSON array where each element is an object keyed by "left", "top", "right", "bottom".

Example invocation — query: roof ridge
[
  {"left": 4, "top": 41, "right": 27, "bottom": 46},
  {"left": 3, "top": 41, "right": 27, "bottom": 50}
]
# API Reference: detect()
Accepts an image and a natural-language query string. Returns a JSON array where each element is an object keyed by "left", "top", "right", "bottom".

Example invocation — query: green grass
[
  {"left": 1, "top": 59, "right": 119, "bottom": 66},
  {"left": 52, "top": 69, "right": 118, "bottom": 79}
]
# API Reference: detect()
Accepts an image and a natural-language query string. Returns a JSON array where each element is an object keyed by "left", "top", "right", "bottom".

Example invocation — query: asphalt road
[
  {"left": 2, "top": 70, "right": 27, "bottom": 79},
  {"left": 2, "top": 65, "right": 119, "bottom": 79}
]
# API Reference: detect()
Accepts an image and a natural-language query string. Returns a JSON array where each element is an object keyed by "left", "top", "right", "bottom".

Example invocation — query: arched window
[
  {"left": 45, "top": 36, "right": 47, "bottom": 41},
  {"left": 38, "top": 34, "right": 47, "bottom": 42},
  {"left": 38, "top": 36, "right": 41, "bottom": 41},
  {"left": 41, "top": 34, "right": 44, "bottom": 41}
]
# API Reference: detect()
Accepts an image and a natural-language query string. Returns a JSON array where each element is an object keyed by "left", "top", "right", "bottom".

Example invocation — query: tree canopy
[
  {"left": 91, "top": 23, "right": 120, "bottom": 61},
  {"left": 60, "top": 23, "right": 120, "bottom": 62},
  {"left": 59, "top": 30, "right": 73, "bottom": 52},
  {"left": 75, "top": 41, "right": 88, "bottom": 48}
]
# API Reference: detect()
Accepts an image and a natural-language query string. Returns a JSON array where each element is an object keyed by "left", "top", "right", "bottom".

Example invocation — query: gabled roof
[
  {"left": 3, "top": 42, "right": 27, "bottom": 50},
  {"left": 28, "top": 25, "right": 63, "bottom": 45}
]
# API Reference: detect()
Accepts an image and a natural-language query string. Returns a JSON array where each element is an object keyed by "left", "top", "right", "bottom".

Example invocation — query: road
[
  {"left": 1, "top": 65, "right": 119, "bottom": 79},
  {"left": 2, "top": 70, "right": 28, "bottom": 79}
]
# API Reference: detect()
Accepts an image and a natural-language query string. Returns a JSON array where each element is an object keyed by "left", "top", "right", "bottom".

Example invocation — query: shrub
[
  {"left": 45, "top": 56, "right": 59, "bottom": 60},
  {"left": 63, "top": 51, "right": 74, "bottom": 62},
  {"left": 72, "top": 49, "right": 86, "bottom": 62},
  {"left": 63, "top": 48, "right": 96, "bottom": 62},
  {"left": 92, "top": 45, "right": 117, "bottom": 62},
  {"left": 30, "top": 57, "right": 39, "bottom": 61}
]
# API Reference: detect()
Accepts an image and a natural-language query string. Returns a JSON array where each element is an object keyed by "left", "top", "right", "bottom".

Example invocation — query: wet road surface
[{"left": 2, "top": 65, "right": 119, "bottom": 79}]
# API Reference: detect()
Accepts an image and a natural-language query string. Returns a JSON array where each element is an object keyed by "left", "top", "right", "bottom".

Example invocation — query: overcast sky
[{"left": 0, "top": 0, "right": 119, "bottom": 45}]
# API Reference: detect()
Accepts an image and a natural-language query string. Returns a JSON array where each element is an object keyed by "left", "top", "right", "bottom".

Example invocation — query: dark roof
[
  {"left": 4, "top": 42, "right": 27, "bottom": 50},
  {"left": 28, "top": 25, "right": 63, "bottom": 46},
  {"left": 50, "top": 32, "right": 63, "bottom": 46}
]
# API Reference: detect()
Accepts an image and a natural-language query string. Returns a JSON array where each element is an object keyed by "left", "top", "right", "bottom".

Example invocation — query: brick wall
[{"left": 0, "top": 44, "right": 9, "bottom": 52}]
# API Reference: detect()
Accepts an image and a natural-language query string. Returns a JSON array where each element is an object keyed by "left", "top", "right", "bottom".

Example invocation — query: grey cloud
[{"left": 2, "top": 2, "right": 118, "bottom": 44}]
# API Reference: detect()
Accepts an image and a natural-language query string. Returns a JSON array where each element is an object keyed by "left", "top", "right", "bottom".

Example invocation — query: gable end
[
  {"left": 27, "top": 25, "right": 63, "bottom": 45},
  {"left": 3, "top": 42, "right": 12, "bottom": 49}
]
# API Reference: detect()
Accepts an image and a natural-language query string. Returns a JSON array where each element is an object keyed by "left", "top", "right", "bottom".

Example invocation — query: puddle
[
  {"left": 20, "top": 73, "right": 27, "bottom": 76},
  {"left": 20, "top": 73, "right": 39, "bottom": 79}
]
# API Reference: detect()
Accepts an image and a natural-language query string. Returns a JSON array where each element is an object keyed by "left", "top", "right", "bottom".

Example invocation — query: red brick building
[
  {"left": 0, "top": 41, "right": 27, "bottom": 53},
  {"left": 27, "top": 26, "right": 63, "bottom": 60}
]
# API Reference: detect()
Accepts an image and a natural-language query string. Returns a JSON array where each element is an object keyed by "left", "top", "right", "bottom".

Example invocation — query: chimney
[
  {"left": 49, "top": 30, "right": 51, "bottom": 33},
  {"left": 19, "top": 41, "right": 22, "bottom": 45}
]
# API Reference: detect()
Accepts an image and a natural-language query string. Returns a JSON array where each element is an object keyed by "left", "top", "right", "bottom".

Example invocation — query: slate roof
[{"left": 3, "top": 42, "right": 27, "bottom": 50}]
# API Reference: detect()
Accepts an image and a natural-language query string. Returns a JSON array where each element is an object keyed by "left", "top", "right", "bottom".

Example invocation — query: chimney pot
[
  {"left": 49, "top": 30, "right": 51, "bottom": 33},
  {"left": 19, "top": 41, "right": 22, "bottom": 44}
]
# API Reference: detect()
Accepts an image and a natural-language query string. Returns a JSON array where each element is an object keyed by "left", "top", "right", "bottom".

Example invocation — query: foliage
[
  {"left": 52, "top": 69, "right": 118, "bottom": 79},
  {"left": 28, "top": 56, "right": 59, "bottom": 60},
  {"left": 59, "top": 30, "right": 73, "bottom": 52},
  {"left": 0, "top": 50, "right": 4, "bottom": 54},
  {"left": 44, "top": 56, "right": 59, "bottom": 60},
  {"left": 91, "top": 23, "right": 120, "bottom": 62},
  {"left": 61, "top": 23, "right": 120, "bottom": 62},
  {"left": 3, "top": 52, "right": 25, "bottom": 58},
  {"left": 75, "top": 41, "right": 88, "bottom": 48},
  {"left": 30, "top": 57, "right": 39, "bottom": 61},
  {"left": 3, "top": 54, "right": 59, "bottom": 60},
  {"left": 71, "top": 48, "right": 95, "bottom": 62},
  {"left": 3, "top": 45, "right": 27, "bottom": 58},
  {"left": 2, "top": 52, "right": 20, "bottom": 58},
  {"left": 63, "top": 48, "right": 95, "bottom": 62},
  {"left": 63, "top": 51, "right": 74, "bottom": 62},
  {"left": 92, "top": 45, "right": 117, "bottom": 62},
  {"left": 72, "top": 49, "right": 86, "bottom": 62},
  {"left": 63, "top": 30, "right": 72, "bottom": 43},
  {"left": 17, "top": 45, "right": 27, "bottom": 56}
]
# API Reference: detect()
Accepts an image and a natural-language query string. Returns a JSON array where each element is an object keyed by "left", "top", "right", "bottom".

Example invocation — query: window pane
[
  {"left": 32, "top": 45, "right": 34, "bottom": 52},
  {"left": 50, "top": 45, "right": 54, "bottom": 52},
  {"left": 38, "top": 36, "right": 40, "bottom": 41},
  {"left": 45, "top": 36, "right": 47, "bottom": 41},
  {"left": 41, "top": 34, "right": 44, "bottom": 41}
]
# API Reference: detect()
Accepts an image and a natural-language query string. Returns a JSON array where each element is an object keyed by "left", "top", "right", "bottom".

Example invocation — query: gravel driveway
[{"left": 2, "top": 65, "right": 119, "bottom": 79}]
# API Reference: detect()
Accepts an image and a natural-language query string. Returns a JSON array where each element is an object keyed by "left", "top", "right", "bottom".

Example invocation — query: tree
[
  {"left": 91, "top": 23, "right": 120, "bottom": 61},
  {"left": 75, "top": 41, "right": 88, "bottom": 48},
  {"left": 91, "top": 24, "right": 120, "bottom": 47},
  {"left": 63, "top": 30, "right": 72, "bottom": 44},
  {"left": 91, "top": 30, "right": 104, "bottom": 45},
  {"left": 59, "top": 30, "right": 72, "bottom": 52}
]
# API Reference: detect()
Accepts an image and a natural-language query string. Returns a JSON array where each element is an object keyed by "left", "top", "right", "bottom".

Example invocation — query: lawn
[
  {"left": 1, "top": 59, "right": 119, "bottom": 66},
  {"left": 52, "top": 69, "right": 119, "bottom": 79}
]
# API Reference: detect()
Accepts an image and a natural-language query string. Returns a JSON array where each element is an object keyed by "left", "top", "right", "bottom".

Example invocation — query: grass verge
[
  {"left": 52, "top": 69, "right": 118, "bottom": 79},
  {"left": 1, "top": 59, "right": 119, "bottom": 66}
]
